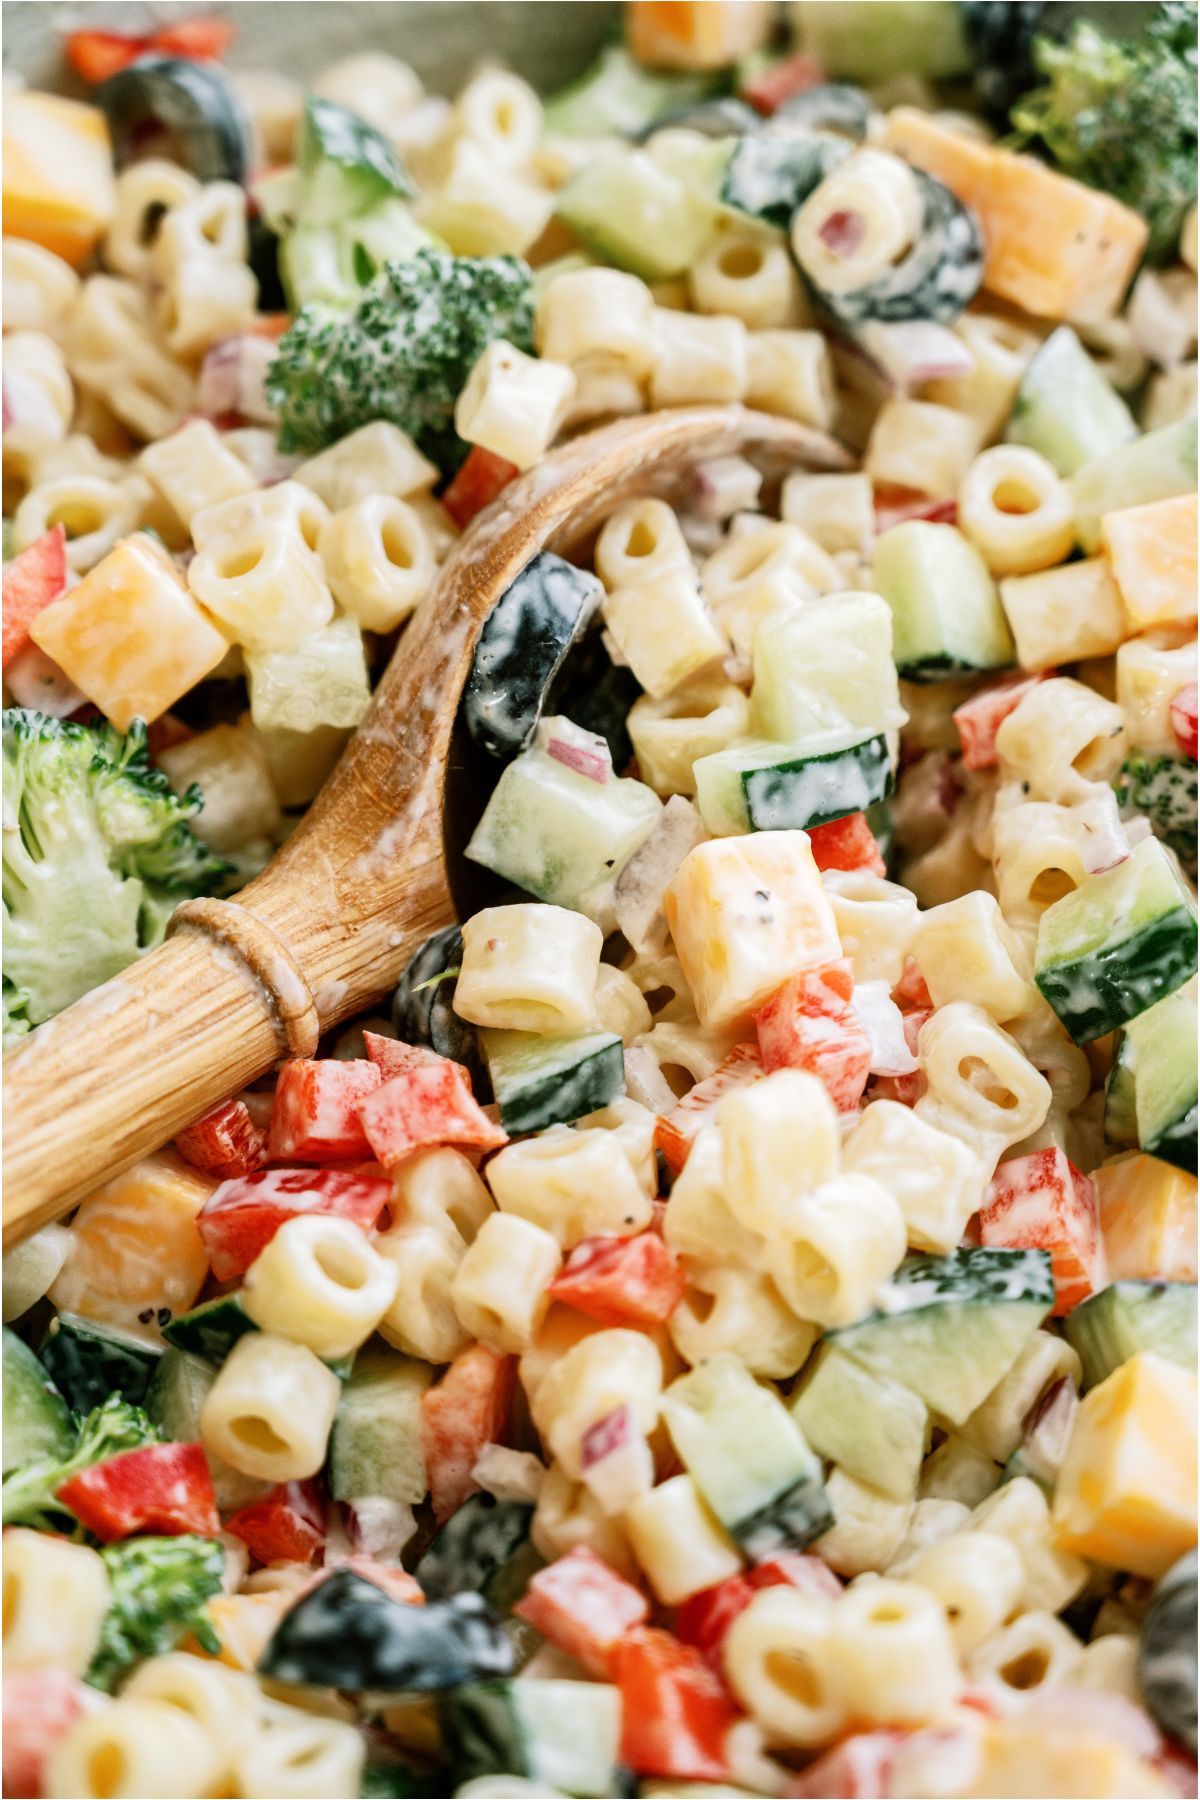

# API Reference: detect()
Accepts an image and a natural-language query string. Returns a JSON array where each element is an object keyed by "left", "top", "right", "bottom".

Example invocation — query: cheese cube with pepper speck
[
  {"left": 664, "top": 832, "right": 840, "bottom": 1030},
  {"left": 1051, "top": 1350, "right": 1197, "bottom": 1579},
  {"left": 30, "top": 533, "right": 229, "bottom": 730}
]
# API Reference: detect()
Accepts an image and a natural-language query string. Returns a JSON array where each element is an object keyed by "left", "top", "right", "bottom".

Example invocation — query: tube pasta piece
[
  {"left": 717, "top": 1069, "right": 840, "bottom": 1236},
  {"left": 724, "top": 1587, "right": 845, "bottom": 1748},
  {"left": 624, "top": 1473, "right": 742, "bottom": 1605},
  {"left": 2, "top": 1529, "right": 110, "bottom": 1674},
  {"left": 485, "top": 1123, "right": 654, "bottom": 1248},
  {"left": 669, "top": 1264, "right": 817, "bottom": 1379},
  {"left": 994, "top": 677, "right": 1126, "bottom": 804},
  {"left": 139, "top": 418, "right": 256, "bottom": 531},
  {"left": 627, "top": 677, "right": 751, "bottom": 798},
  {"left": 44, "top": 1698, "right": 225, "bottom": 1800},
  {"left": 826, "top": 1578, "right": 961, "bottom": 1726},
  {"left": 241, "top": 1214, "right": 400, "bottom": 1360},
  {"left": 530, "top": 1326, "right": 662, "bottom": 1476},
  {"left": 317, "top": 495, "right": 436, "bottom": 631},
  {"left": 200, "top": 1330, "right": 342, "bottom": 1482},
  {"left": 841, "top": 1099, "right": 986, "bottom": 1255},
  {"left": 456, "top": 904, "right": 602, "bottom": 1033},
  {"left": 911, "top": 891, "right": 1037, "bottom": 1020},
  {"left": 455, "top": 339, "right": 576, "bottom": 471},
  {"left": 915, "top": 1002, "right": 1052, "bottom": 1157},
  {"left": 772, "top": 1173, "right": 907, "bottom": 1329},
  {"left": 689, "top": 231, "right": 805, "bottom": 330},
  {"left": 451, "top": 1212, "right": 562, "bottom": 1353},
  {"left": 187, "top": 518, "right": 335, "bottom": 653},
  {"left": 958, "top": 445, "right": 1074, "bottom": 577}
]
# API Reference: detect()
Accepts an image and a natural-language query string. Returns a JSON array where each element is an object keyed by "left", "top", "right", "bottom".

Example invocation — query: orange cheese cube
[
  {"left": 1051, "top": 1350, "right": 1197, "bottom": 1579},
  {"left": 883, "top": 108, "right": 1149, "bottom": 324},
  {"left": 30, "top": 532, "right": 229, "bottom": 730},
  {"left": 664, "top": 831, "right": 841, "bottom": 1030},
  {"left": 191, "top": 1591, "right": 294, "bottom": 1670},
  {"left": 970, "top": 1720, "right": 1176, "bottom": 1798},
  {"left": 627, "top": 1, "right": 774, "bottom": 68},
  {"left": 1095, "top": 1152, "right": 1197, "bottom": 1283},
  {"left": 3, "top": 91, "right": 115, "bottom": 268},
  {"left": 49, "top": 1150, "right": 216, "bottom": 1343},
  {"left": 1102, "top": 493, "right": 1198, "bottom": 631}
]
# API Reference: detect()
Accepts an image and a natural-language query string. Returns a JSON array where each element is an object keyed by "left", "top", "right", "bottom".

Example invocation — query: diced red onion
[
  {"left": 471, "top": 1443, "right": 547, "bottom": 1505},
  {"left": 579, "top": 1404, "right": 654, "bottom": 1516},
  {"left": 539, "top": 717, "right": 613, "bottom": 784},
  {"left": 853, "top": 981, "right": 919, "bottom": 1077},
  {"left": 855, "top": 321, "right": 974, "bottom": 390},
  {"left": 819, "top": 209, "right": 866, "bottom": 258},
  {"left": 614, "top": 795, "right": 705, "bottom": 953},
  {"left": 196, "top": 336, "right": 279, "bottom": 426},
  {"left": 692, "top": 455, "right": 763, "bottom": 523},
  {"left": 346, "top": 1496, "right": 416, "bottom": 1562},
  {"left": 4, "top": 642, "right": 86, "bottom": 717},
  {"left": 1020, "top": 1689, "right": 1162, "bottom": 1761}
]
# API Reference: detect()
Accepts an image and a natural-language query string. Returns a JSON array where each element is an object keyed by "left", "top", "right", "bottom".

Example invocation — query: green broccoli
[
  {"left": 2, "top": 709, "right": 231, "bottom": 1043},
  {"left": 265, "top": 248, "right": 536, "bottom": 468},
  {"left": 1010, "top": 3, "right": 1198, "bottom": 260},
  {"left": 1, "top": 1395, "right": 158, "bottom": 1531},
  {"left": 86, "top": 1534, "right": 225, "bottom": 1692}
]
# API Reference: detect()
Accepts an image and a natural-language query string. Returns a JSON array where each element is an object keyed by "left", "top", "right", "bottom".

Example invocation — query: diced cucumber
[
  {"left": 720, "top": 128, "right": 844, "bottom": 230},
  {"left": 162, "top": 1292, "right": 257, "bottom": 1365},
  {"left": 1115, "top": 752, "right": 1198, "bottom": 882},
  {"left": 282, "top": 205, "right": 436, "bottom": 310},
  {"left": 1139, "top": 1551, "right": 1197, "bottom": 1755},
  {"left": 752, "top": 591, "right": 904, "bottom": 744},
  {"left": 1070, "top": 420, "right": 1197, "bottom": 553},
  {"left": 1005, "top": 326, "right": 1137, "bottom": 478},
  {"left": 543, "top": 44, "right": 721, "bottom": 139},
  {"left": 1034, "top": 837, "right": 1198, "bottom": 1043},
  {"left": 145, "top": 1347, "right": 265, "bottom": 1511},
  {"left": 555, "top": 147, "right": 718, "bottom": 282},
  {"left": 464, "top": 553, "right": 603, "bottom": 761},
  {"left": 417, "top": 1494, "right": 537, "bottom": 1602},
  {"left": 465, "top": 727, "right": 661, "bottom": 915},
  {"left": 829, "top": 1247, "right": 1055, "bottom": 1427},
  {"left": 3, "top": 1328, "right": 73, "bottom": 1475},
  {"left": 1063, "top": 1281, "right": 1197, "bottom": 1391},
  {"left": 793, "top": 1, "right": 970, "bottom": 80},
  {"left": 329, "top": 1348, "right": 431, "bottom": 1506},
  {"left": 1001, "top": 1375, "right": 1077, "bottom": 1495},
  {"left": 694, "top": 731, "right": 892, "bottom": 836},
  {"left": 40, "top": 1313, "right": 162, "bottom": 1414},
  {"left": 873, "top": 521, "right": 1014, "bottom": 681},
  {"left": 481, "top": 1029, "right": 626, "bottom": 1134},
  {"left": 444, "top": 1679, "right": 622, "bottom": 1799},
  {"left": 662, "top": 1353, "right": 833, "bottom": 1559},
  {"left": 790, "top": 1343, "right": 928, "bottom": 1503},
  {"left": 296, "top": 95, "right": 413, "bottom": 227},
  {"left": 1104, "top": 989, "right": 1198, "bottom": 1173}
]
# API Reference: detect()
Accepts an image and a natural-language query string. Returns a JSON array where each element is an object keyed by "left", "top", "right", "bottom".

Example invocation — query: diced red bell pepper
[
  {"left": 655, "top": 1044, "right": 763, "bottom": 1176},
  {"left": 225, "top": 1479, "right": 327, "bottom": 1566},
  {"left": 874, "top": 488, "right": 958, "bottom": 533},
  {"left": 176, "top": 1097, "right": 268, "bottom": 1180},
  {"left": 892, "top": 958, "right": 932, "bottom": 1013},
  {"left": 442, "top": 447, "right": 519, "bottom": 530},
  {"left": 358, "top": 1059, "right": 506, "bottom": 1171},
  {"left": 513, "top": 1545, "right": 650, "bottom": 1676},
  {"left": 64, "top": 16, "right": 236, "bottom": 83},
  {"left": 677, "top": 1553, "right": 840, "bottom": 1665},
  {"left": 806, "top": 811, "right": 886, "bottom": 876},
  {"left": 788, "top": 1730, "right": 906, "bottom": 1798},
  {"left": 550, "top": 1231, "right": 685, "bottom": 1327},
  {"left": 57, "top": 1442, "right": 220, "bottom": 1542},
  {"left": 2, "top": 525, "right": 67, "bottom": 669},
  {"left": 151, "top": 16, "right": 238, "bottom": 59},
  {"left": 741, "top": 50, "right": 824, "bottom": 114},
  {"left": 267, "top": 1058, "right": 382, "bottom": 1162},
  {"left": 1170, "top": 682, "right": 1198, "bottom": 761},
  {"left": 754, "top": 960, "right": 872, "bottom": 1113},
  {"left": 748, "top": 1550, "right": 842, "bottom": 1601},
  {"left": 197, "top": 1165, "right": 392, "bottom": 1281},
  {"left": 980, "top": 1147, "right": 1102, "bottom": 1316},
  {"left": 363, "top": 1031, "right": 448, "bottom": 1082},
  {"left": 953, "top": 672, "right": 1050, "bottom": 771},
  {"left": 420, "top": 1345, "right": 515, "bottom": 1522},
  {"left": 611, "top": 1627, "right": 739, "bottom": 1784},
  {"left": 3, "top": 1668, "right": 92, "bottom": 1800}
]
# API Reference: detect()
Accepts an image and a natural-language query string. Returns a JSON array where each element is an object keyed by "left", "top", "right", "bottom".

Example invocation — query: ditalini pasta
[{"left": 2, "top": 7, "right": 1196, "bottom": 1797}]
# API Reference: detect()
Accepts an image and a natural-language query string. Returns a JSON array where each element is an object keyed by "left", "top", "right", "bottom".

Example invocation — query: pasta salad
[{"left": 2, "top": 3, "right": 1197, "bottom": 1797}]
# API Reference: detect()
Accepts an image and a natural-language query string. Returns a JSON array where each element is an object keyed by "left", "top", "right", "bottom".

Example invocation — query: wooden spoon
[{"left": 2, "top": 405, "right": 849, "bottom": 1246}]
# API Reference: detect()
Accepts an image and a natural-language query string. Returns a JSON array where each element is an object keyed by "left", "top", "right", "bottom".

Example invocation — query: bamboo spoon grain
[{"left": 2, "top": 406, "right": 850, "bottom": 1247}]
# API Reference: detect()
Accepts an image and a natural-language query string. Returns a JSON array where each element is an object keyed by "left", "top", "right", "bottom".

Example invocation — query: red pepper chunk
[
  {"left": 1170, "top": 682, "right": 1198, "bottom": 761},
  {"left": 2, "top": 525, "right": 67, "bottom": 668},
  {"left": 176, "top": 1097, "right": 268, "bottom": 1180},
  {"left": 612, "top": 1627, "right": 739, "bottom": 1784},
  {"left": 953, "top": 672, "right": 1049, "bottom": 771},
  {"left": 806, "top": 811, "right": 886, "bottom": 876},
  {"left": 655, "top": 1044, "right": 763, "bottom": 1176},
  {"left": 677, "top": 1554, "right": 840, "bottom": 1664},
  {"left": 151, "top": 16, "right": 238, "bottom": 58},
  {"left": 550, "top": 1232, "right": 685, "bottom": 1328},
  {"left": 420, "top": 1345, "right": 515, "bottom": 1522},
  {"left": 358, "top": 1060, "right": 506, "bottom": 1171},
  {"left": 363, "top": 1031, "right": 447, "bottom": 1081},
  {"left": 57, "top": 1443, "right": 219, "bottom": 1542},
  {"left": 64, "top": 16, "right": 236, "bottom": 83},
  {"left": 980, "top": 1148, "right": 1102, "bottom": 1316},
  {"left": 442, "top": 447, "right": 519, "bottom": 529},
  {"left": 754, "top": 960, "right": 872, "bottom": 1113},
  {"left": 513, "top": 1545, "right": 649, "bottom": 1677},
  {"left": 225, "top": 1479, "right": 327, "bottom": 1566},
  {"left": 741, "top": 50, "right": 824, "bottom": 114},
  {"left": 197, "top": 1165, "right": 392, "bottom": 1281},
  {"left": 267, "top": 1058, "right": 382, "bottom": 1161}
]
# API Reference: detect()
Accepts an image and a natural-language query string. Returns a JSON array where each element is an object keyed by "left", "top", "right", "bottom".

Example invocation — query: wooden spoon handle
[{"left": 3, "top": 407, "right": 849, "bottom": 1246}]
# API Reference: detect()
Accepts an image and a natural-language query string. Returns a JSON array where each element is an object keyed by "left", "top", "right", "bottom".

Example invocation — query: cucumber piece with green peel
[
  {"left": 792, "top": 1, "right": 970, "bottom": 80},
  {"left": 3, "top": 1329, "right": 73, "bottom": 1475},
  {"left": 829, "top": 1247, "right": 1055, "bottom": 1426},
  {"left": 719, "top": 128, "right": 846, "bottom": 230},
  {"left": 543, "top": 45, "right": 722, "bottom": 140},
  {"left": 1063, "top": 1281, "right": 1197, "bottom": 1391},
  {"left": 790, "top": 1343, "right": 928, "bottom": 1503},
  {"left": 1033, "top": 837, "right": 1198, "bottom": 1044},
  {"left": 1115, "top": 752, "right": 1198, "bottom": 881},
  {"left": 39, "top": 1314, "right": 162, "bottom": 1414},
  {"left": 694, "top": 732, "right": 892, "bottom": 836},
  {"left": 873, "top": 521, "right": 1014, "bottom": 681},
  {"left": 443, "top": 1678, "right": 622, "bottom": 1798},
  {"left": 1104, "top": 988, "right": 1197, "bottom": 1172},
  {"left": 1005, "top": 326, "right": 1137, "bottom": 478},
  {"left": 417, "top": 1493, "right": 537, "bottom": 1602},
  {"left": 296, "top": 95, "right": 413, "bottom": 226},
  {"left": 329, "top": 1348, "right": 431, "bottom": 1506},
  {"left": 163, "top": 1292, "right": 257, "bottom": 1365},
  {"left": 751, "top": 590, "right": 904, "bottom": 744},
  {"left": 554, "top": 147, "right": 719, "bottom": 282},
  {"left": 1070, "top": 420, "right": 1197, "bottom": 553},
  {"left": 481, "top": 1029, "right": 626, "bottom": 1134},
  {"left": 1139, "top": 1552, "right": 1197, "bottom": 1755}
]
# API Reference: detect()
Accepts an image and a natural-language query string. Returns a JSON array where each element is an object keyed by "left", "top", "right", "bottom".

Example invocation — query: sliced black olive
[
  {"left": 247, "top": 215, "right": 287, "bottom": 312},
  {"left": 462, "top": 550, "right": 602, "bottom": 761},
  {"left": 800, "top": 168, "right": 984, "bottom": 326},
  {"left": 722, "top": 126, "right": 850, "bottom": 231},
  {"left": 632, "top": 96, "right": 762, "bottom": 142},
  {"left": 961, "top": 2, "right": 1048, "bottom": 121},
  {"left": 391, "top": 925, "right": 488, "bottom": 1097},
  {"left": 416, "top": 1493, "right": 536, "bottom": 1601},
  {"left": 1139, "top": 1551, "right": 1197, "bottom": 1754},
  {"left": 97, "top": 55, "right": 251, "bottom": 184},
  {"left": 772, "top": 83, "right": 872, "bottom": 141}
]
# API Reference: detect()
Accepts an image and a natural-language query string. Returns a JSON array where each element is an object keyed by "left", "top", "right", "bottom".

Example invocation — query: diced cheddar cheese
[
  {"left": 627, "top": 0, "right": 774, "bottom": 69},
  {"left": 1094, "top": 1153, "right": 1197, "bottom": 1283},
  {"left": 30, "top": 533, "right": 229, "bottom": 730},
  {"left": 998, "top": 558, "right": 1130, "bottom": 672},
  {"left": 970, "top": 1720, "right": 1176, "bottom": 1799},
  {"left": 1051, "top": 1351, "right": 1197, "bottom": 1579},
  {"left": 3, "top": 91, "right": 115, "bottom": 268},
  {"left": 48, "top": 1151, "right": 216, "bottom": 1343},
  {"left": 191, "top": 1591, "right": 293, "bottom": 1671},
  {"left": 883, "top": 108, "right": 1149, "bottom": 324},
  {"left": 1101, "top": 493, "right": 1198, "bottom": 632},
  {"left": 664, "top": 832, "right": 841, "bottom": 1031}
]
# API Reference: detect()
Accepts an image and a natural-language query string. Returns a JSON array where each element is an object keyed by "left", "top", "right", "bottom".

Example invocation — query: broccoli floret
[
  {"left": 1010, "top": 3, "right": 1198, "bottom": 260},
  {"left": 2, "top": 709, "right": 231, "bottom": 1042},
  {"left": 265, "top": 247, "right": 535, "bottom": 467},
  {"left": 86, "top": 1534, "right": 225, "bottom": 1692},
  {"left": 1, "top": 1395, "right": 158, "bottom": 1531}
]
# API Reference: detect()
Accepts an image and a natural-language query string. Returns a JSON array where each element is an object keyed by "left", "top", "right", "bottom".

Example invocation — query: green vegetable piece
[
  {"left": 873, "top": 522, "right": 1015, "bottom": 681},
  {"left": 481, "top": 1029, "right": 626, "bottom": 1134},
  {"left": 1140, "top": 1550, "right": 1197, "bottom": 1753},
  {"left": 2, "top": 1328, "right": 73, "bottom": 1476},
  {"left": 543, "top": 44, "right": 722, "bottom": 139},
  {"left": 694, "top": 732, "right": 892, "bottom": 836},
  {"left": 1115, "top": 751, "right": 1198, "bottom": 883},
  {"left": 1070, "top": 420, "right": 1198, "bottom": 553},
  {"left": 416, "top": 1493, "right": 535, "bottom": 1601},
  {"left": 1064, "top": 1280, "right": 1197, "bottom": 1390},
  {"left": 330, "top": 1348, "right": 431, "bottom": 1505},
  {"left": 1, "top": 1395, "right": 159, "bottom": 1531},
  {"left": 87, "top": 1534, "right": 224, "bottom": 1692},
  {"left": 444, "top": 1679, "right": 623, "bottom": 1798},
  {"left": 1104, "top": 988, "right": 1198, "bottom": 1172},
  {"left": 554, "top": 147, "right": 719, "bottom": 283},
  {"left": 790, "top": 1343, "right": 929, "bottom": 1503},
  {"left": 162, "top": 1292, "right": 257, "bottom": 1365},
  {"left": 1005, "top": 326, "right": 1137, "bottom": 478},
  {"left": 40, "top": 1313, "right": 163, "bottom": 1415},
  {"left": 792, "top": 0, "right": 971, "bottom": 80},
  {"left": 297, "top": 95, "right": 414, "bottom": 226}
]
